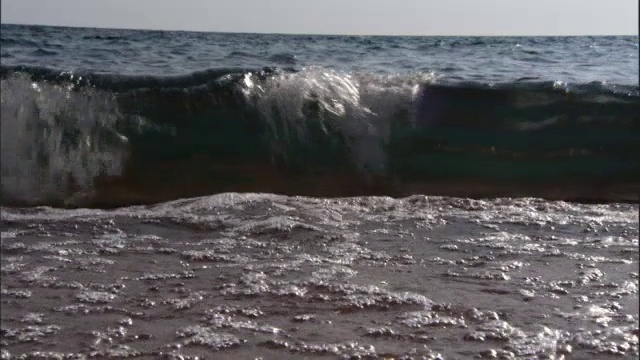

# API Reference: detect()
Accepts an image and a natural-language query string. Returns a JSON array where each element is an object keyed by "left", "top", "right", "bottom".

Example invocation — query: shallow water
[{"left": 1, "top": 194, "right": 638, "bottom": 359}]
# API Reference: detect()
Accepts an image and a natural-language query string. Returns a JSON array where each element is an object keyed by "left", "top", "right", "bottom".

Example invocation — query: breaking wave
[{"left": 1, "top": 66, "right": 638, "bottom": 206}]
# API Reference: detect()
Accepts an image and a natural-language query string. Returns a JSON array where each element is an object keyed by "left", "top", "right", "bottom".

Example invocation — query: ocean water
[
  {"left": 0, "top": 24, "right": 639, "bottom": 359},
  {"left": 1, "top": 24, "right": 639, "bottom": 206}
]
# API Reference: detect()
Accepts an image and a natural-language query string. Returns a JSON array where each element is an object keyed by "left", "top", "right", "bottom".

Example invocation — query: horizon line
[{"left": 1, "top": 21, "right": 638, "bottom": 38}]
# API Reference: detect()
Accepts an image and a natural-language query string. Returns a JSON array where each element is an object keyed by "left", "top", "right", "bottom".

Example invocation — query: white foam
[
  {"left": 241, "top": 67, "right": 437, "bottom": 173},
  {"left": 1, "top": 73, "right": 128, "bottom": 204}
]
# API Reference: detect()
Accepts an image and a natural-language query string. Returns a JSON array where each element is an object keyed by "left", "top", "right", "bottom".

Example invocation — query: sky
[{"left": 1, "top": 0, "right": 638, "bottom": 36}]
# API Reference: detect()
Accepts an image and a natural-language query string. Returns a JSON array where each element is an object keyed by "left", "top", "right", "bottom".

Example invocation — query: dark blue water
[
  {"left": 2, "top": 24, "right": 638, "bottom": 85},
  {"left": 1, "top": 24, "right": 639, "bottom": 206}
]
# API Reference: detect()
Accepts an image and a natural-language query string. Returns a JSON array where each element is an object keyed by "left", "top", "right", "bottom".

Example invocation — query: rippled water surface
[
  {"left": 1, "top": 194, "right": 638, "bottom": 359},
  {"left": 1, "top": 24, "right": 638, "bottom": 84}
]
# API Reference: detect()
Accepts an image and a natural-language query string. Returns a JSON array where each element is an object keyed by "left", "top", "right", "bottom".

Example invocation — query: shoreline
[{"left": 3, "top": 166, "right": 637, "bottom": 208}]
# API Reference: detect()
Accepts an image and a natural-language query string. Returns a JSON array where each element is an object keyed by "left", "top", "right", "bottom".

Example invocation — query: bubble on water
[
  {"left": 176, "top": 325, "right": 244, "bottom": 350},
  {"left": 75, "top": 290, "right": 116, "bottom": 304},
  {"left": 2, "top": 325, "right": 61, "bottom": 343},
  {"left": 398, "top": 311, "right": 466, "bottom": 328}
]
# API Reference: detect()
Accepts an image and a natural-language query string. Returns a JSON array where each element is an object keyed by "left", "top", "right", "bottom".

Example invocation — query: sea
[{"left": 0, "top": 24, "right": 638, "bottom": 359}]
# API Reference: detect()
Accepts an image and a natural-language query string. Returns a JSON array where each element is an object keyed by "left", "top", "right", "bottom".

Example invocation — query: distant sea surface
[{"left": 0, "top": 25, "right": 638, "bottom": 359}]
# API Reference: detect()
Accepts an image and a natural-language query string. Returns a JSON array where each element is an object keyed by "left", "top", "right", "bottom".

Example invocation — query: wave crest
[
  {"left": 1, "top": 66, "right": 638, "bottom": 207},
  {"left": 241, "top": 67, "right": 436, "bottom": 172}
]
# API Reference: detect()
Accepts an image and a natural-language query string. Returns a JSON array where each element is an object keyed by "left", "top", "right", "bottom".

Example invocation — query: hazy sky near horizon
[{"left": 1, "top": 0, "right": 637, "bottom": 36}]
